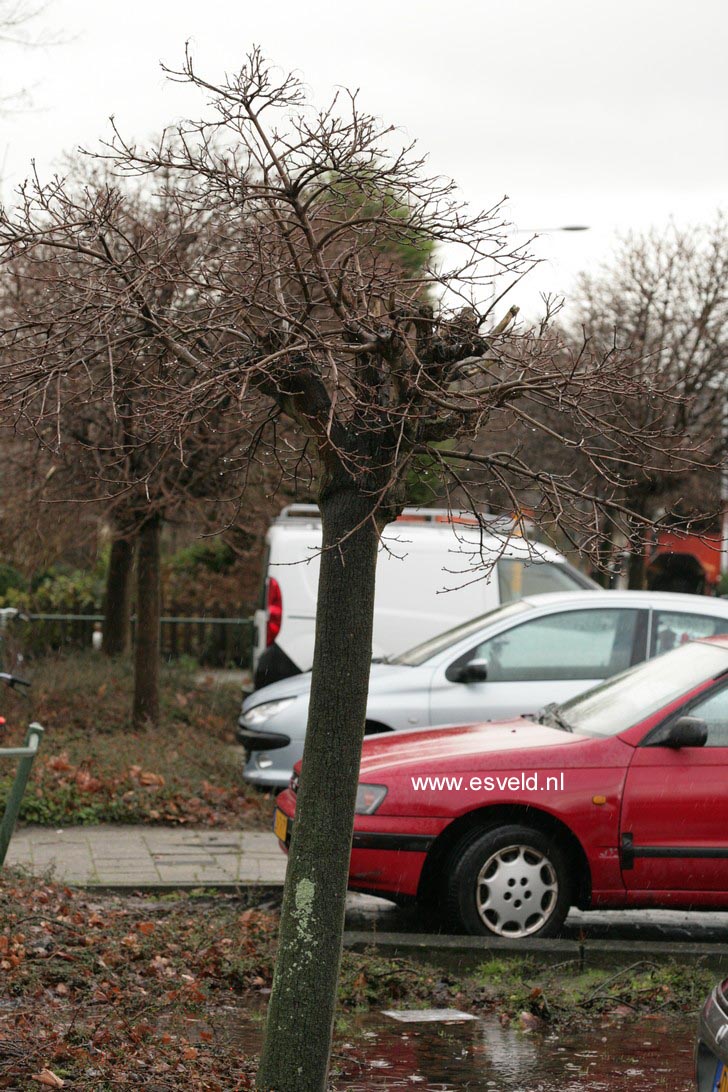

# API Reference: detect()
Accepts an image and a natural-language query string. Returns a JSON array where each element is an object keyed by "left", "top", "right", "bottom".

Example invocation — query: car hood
[
  {"left": 243, "top": 662, "right": 413, "bottom": 711},
  {"left": 359, "top": 718, "right": 587, "bottom": 776}
]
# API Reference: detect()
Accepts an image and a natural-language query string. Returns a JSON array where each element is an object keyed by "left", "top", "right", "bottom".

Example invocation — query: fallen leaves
[
  {"left": 1, "top": 871, "right": 269, "bottom": 1090},
  {"left": 129, "top": 766, "right": 166, "bottom": 788},
  {"left": 31, "top": 1069, "right": 65, "bottom": 1088}
]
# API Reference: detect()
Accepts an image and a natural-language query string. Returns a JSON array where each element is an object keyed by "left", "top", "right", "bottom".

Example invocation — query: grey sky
[{"left": 2, "top": 0, "right": 726, "bottom": 315}]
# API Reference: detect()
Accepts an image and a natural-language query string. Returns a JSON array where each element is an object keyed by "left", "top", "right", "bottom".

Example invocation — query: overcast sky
[{"left": 1, "top": 0, "right": 726, "bottom": 316}]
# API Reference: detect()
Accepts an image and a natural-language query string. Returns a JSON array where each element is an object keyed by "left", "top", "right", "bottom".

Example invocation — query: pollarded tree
[{"left": 0, "top": 50, "right": 709, "bottom": 1089}]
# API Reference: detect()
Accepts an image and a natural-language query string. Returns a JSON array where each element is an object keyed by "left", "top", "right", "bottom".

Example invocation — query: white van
[{"left": 252, "top": 505, "right": 597, "bottom": 688}]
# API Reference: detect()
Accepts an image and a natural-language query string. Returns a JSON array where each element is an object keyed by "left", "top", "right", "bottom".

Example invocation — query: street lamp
[{"left": 516, "top": 225, "right": 590, "bottom": 234}]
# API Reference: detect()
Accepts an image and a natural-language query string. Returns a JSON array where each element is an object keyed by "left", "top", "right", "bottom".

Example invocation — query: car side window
[
  {"left": 650, "top": 610, "right": 728, "bottom": 657},
  {"left": 679, "top": 685, "right": 728, "bottom": 747},
  {"left": 450, "top": 608, "right": 640, "bottom": 683}
]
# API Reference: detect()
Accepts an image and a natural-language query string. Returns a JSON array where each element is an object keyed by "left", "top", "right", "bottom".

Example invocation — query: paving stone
[{"left": 5, "top": 826, "right": 288, "bottom": 888}]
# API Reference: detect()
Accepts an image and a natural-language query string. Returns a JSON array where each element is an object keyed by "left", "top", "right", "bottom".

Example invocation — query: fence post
[{"left": 0, "top": 723, "right": 44, "bottom": 867}]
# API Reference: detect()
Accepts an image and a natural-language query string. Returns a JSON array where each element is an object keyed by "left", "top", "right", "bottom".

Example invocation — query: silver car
[
  {"left": 238, "top": 590, "right": 728, "bottom": 787},
  {"left": 697, "top": 979, "right": 728, "bottom": 1090}
]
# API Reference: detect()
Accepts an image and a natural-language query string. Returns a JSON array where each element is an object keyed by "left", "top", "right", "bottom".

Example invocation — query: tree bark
[
  {"left": 132, "top": 515, "right": 162, "bottom": 728},
  {"left": 256, "top": 481, "right": 381, "bottom": 1092},
  {"left": 102, "top": 530, "right": 135, "bottom": 656},
  {"left": 627, "top": 540, "right": 648, "bottom": 590}
]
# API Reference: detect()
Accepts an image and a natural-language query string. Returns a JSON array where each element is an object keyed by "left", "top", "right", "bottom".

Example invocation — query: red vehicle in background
[
  {"left": 646, "top": 526, "right": 723, "bottom": 595},
  {"left": 274, "top": 636, "right": 728, "bottom": 939}
]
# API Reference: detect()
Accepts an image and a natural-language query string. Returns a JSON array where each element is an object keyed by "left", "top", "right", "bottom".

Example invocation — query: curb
[
  {"left": 342, "top": 930, "right": 728, "bottom": 970},
  {"left": 60, "top": 881, "right": 285, "bottom": 897}
]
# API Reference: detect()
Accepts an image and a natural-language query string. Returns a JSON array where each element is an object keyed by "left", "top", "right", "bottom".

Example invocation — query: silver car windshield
[
  {"left": 558, "top": 640, "right": 728, "bottom": 737},
  {"left": 391, "top": 600, "right": 531, "bottom": 667}
]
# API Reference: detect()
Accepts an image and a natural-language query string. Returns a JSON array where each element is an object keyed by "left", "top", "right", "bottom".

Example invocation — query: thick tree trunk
[
  {"left": 132, "top": 515, "right": 162, "bottom": 728},
  {"left": 102, "top": 531, "right": 135, "bottom": 656},
  {"left": 256, "top": 483, "right": 381, "bottom": 1092}
]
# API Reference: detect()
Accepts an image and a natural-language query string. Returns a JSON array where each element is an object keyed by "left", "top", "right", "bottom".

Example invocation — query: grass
[
  {"left": 0, "top": 653, "right": 273, "bottom": 828},
  {"left": 469, "top": 954, "right": 717, "bottom": 1023}
]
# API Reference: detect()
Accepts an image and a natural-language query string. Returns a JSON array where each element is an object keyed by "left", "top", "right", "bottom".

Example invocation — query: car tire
[{"left": 444, "top": 824, "right": 572, "bottom": 939}]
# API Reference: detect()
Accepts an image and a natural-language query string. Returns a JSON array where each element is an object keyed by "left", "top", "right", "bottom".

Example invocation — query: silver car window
[
  {"left": 463, "top": 608, "right": 639, "bottom": 682},
  {"left": 392, "top": 599, "right": 531, "bottom": 667},
  {"left": 650, "top": 610, "right": 728, "bottom": 656}
]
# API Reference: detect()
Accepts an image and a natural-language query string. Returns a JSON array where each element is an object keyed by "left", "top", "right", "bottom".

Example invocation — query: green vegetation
[
  {"left": 470, "top": 955, "right": 716, "bottom": 1023},
  {"left": 168, "top": 538, "right": 236, "bottom": 575},
  {"left": 0, "top": 563, "right": 105, "bottom": 612},
  {"left": 0, "top": 654, "right": 271, "bottom": 828}
]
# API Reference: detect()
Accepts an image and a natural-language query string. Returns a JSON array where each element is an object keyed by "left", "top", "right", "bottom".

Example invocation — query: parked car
[
  {"left": 274, "top": 634, "right": 728, "bottom": 938},
  {"left": 697, "top": 979, "right": 728, "bottom": 1091},
  {"left": 241, "top": 590, "right": 728, "bottom": 787},
  {"left": 252, "top": 504, "right": 596, "bottom": 689}
]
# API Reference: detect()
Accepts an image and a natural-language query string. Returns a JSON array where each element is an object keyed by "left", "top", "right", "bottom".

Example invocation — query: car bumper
[
  {"left": 697, "top": 979, "right": 728, "bottom": 1090},
  {"left": 242, "top": 736, "right": 304, "bottom": 789},
  {"left": 236, "top": 718, "right": 291, "bottom": 752},
  {"left": 273, "top": 788, "right": 442, "bottom": 898}
]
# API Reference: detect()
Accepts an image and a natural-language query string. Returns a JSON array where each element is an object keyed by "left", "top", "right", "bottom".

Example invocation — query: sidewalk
[{"left": 5, "top": 825, "right": 287, "bottom": 890}]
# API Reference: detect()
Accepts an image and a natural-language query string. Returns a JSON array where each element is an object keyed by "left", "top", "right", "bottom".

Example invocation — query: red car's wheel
[{"left": 445, "top": 825, "right": 572, "bottom": 938}]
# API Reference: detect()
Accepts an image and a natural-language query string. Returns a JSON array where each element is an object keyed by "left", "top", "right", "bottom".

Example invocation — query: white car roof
[{"left": 518, "top": 589, "right": 728, "bottom": 614}]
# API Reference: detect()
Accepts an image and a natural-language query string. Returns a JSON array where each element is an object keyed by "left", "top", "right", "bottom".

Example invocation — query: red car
[{"left": 274, "top": 635, "right": 728, "bottom": 938}]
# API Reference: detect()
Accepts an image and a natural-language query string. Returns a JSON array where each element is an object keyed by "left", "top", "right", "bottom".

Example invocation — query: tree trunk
[
  {"left": 256, "top": 482, "right": 381, "bottom": 1092},
  {"left": 627, "top": 541, "right": 648, "bottom": 590},
  {"left": 102, "top": 531, "right": 134, "bottom": 656},
  {"left": 133, "top": 515, "right": 162, "bottom": 728}
]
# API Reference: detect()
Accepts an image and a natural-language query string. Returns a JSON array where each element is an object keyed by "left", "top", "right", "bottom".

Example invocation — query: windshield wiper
[{"left": 538, "top": 702, "right": 574, "bottom": 733}]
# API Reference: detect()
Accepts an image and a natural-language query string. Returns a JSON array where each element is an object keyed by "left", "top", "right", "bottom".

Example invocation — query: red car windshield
[{"left": 558, "top": 640, "right": 728, "bottom": 737}]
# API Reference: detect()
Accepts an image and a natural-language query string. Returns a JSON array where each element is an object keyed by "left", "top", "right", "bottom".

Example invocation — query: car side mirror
[
  {"left": 649, "top": 715, "right": 708, "bottom": 749},
  {"left": 452, "top": 658, "right": 489, "bottom": 684}
]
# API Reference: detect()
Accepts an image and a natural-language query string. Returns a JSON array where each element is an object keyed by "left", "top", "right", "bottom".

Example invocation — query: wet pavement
[
  {"left": 183, "top": 1007, "right": 697, "bottom": 1090},
  {"left": 346, "top": 892, "right": 728, "bottom": 945}
]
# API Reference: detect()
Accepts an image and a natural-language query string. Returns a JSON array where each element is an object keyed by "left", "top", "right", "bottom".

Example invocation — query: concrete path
[
  {"left": 7, "top": 825, "right": 728, "bottom": 948},
  {"left": 5, "top": 825, "right": 286, "bottom": 889}
]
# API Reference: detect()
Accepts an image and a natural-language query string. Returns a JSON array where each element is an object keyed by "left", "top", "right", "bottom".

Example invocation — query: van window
[{"left": 498, "top": 558, "right": 592, "bottom": 602}]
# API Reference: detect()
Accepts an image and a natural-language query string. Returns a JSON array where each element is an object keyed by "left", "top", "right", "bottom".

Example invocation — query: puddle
[
  {"left": 330, "top": 1013, "right": 696, "bottom": 1090},
  {"left": 178, "top": 1006, "right": 696, "bottom": 1090}
]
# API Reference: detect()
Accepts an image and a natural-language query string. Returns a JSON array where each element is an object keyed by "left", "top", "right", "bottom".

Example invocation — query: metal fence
[
  {"left": 22, "top": 614, "right": 254, "bottom": 668},
  {"left": 0, "top": 723, "right": 44, "bottom": 867}
]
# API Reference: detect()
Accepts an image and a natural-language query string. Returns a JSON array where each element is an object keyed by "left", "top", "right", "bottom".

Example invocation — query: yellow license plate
[{"left": 273, "top": 808, "right": 289, "bottom": 844}]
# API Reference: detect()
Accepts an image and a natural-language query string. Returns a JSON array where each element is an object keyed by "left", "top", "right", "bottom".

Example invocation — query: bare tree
[
  {"left": 0, "top": 0, "right": 56, "bottom": 112},
  {"left": 0, "top": 50, "right": 709, "bottom": 1089},
  {"left": 0, "top": 185, "right": 253, "bottom": 722},
  {"left": 569, "top": 218, "right": 728, "bottom": 585}
]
